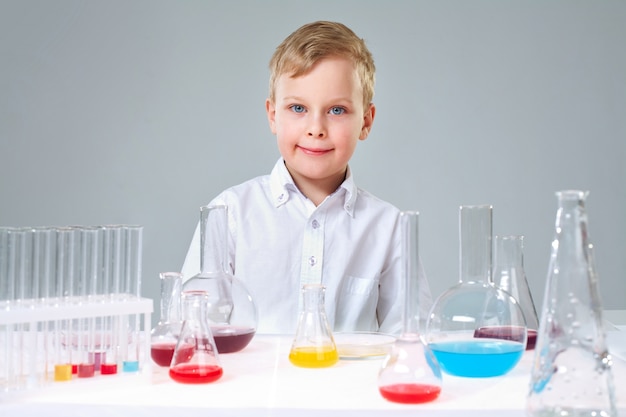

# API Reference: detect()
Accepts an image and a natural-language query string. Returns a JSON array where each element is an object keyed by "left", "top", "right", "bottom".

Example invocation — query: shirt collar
[{"left": 269, "top": 158, "right": 357, "bottom": 217}]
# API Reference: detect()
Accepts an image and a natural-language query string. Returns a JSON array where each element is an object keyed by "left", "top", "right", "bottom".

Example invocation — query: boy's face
[{"left": 266, "top": 57, "right": 375, "bottom": 194}]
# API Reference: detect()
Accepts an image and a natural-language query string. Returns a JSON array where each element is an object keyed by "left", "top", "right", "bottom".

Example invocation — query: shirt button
[
  {"left": 278, "top": 193, "right": 285, "bottom": 202},
  {"left": 308, "top": 256, "right": 317, "bottom": 266},
  {"left": 345, "top": 204, "right": 351, "bottom": 210},
  {"left": 311, "top": 219, "right": 320, "bottom": 229}
]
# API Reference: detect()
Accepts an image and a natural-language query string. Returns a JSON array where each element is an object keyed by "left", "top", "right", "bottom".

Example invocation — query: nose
[{"left": 307, "top": 114, "right": 326, "bottom": 138}]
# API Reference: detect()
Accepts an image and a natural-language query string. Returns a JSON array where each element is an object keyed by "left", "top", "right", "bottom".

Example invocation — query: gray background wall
[{"left": 1, "top": 0, "right": 625, "bottom": 323}]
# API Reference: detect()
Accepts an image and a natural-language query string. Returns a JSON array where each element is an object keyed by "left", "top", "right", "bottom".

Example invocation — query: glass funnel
[
  {"left": 491, "top": 235, "right": 539, "bottom": 350},
  {"left": 425, "top": 205, "right": 527, "bottom": 377},
  {"left": 169, "top": 290, "right": 223, "bottom": 384},
  {"left": 150, "top": 272, "right": 183, "bottom": 367},
  {"left": 378, "top": 211, "right": 442, "bottom": 403},
  {"left": 527, "top": 190, "right": 616, "bottom": 416},
  {"left": 183, "top": 205, "right": 257, "bottom": 353},
  {"left": 289, "top": 284, "right": 338, "bottom": 368}
]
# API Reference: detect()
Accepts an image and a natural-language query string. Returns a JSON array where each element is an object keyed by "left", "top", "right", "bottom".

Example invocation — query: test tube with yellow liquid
[{"left": 288, "top": 284, "right": 338, "bottom": 368}]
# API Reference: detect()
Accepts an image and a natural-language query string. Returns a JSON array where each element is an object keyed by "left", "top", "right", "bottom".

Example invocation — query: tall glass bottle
[
  {"left": 527, "top": 190, "right": 616, "bottom": 416},
  {"left": 425, "top": 205, "right": 527, "bottom": 377},
  {"left": 289, "top": 284, "right": 338, "bottom": 368},
  {"left": 169, "top": 290, "right": 223, "bottom": 384},
  {"left": 150, "top": 272, "right": 183, "bottom": 367},
  {"left": 183, "top": 205, "right": 257, "bottom": 353},
  {"left": 378, "top": 211, "right": 442, "bottom": 403},
  {"left": 491, "top": 235, "right": 539, "bottom": 350}
]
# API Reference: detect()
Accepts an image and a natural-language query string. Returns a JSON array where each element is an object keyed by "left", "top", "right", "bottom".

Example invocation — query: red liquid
[
  {"left": 100, "top": 363, "right": 117, "bottom": 375},
  {"left": 169, "top": 363, "right": 223, "bottom": 384},
  {"left": 212, "top": 327, "right": 255, "bottom": 353},
  {"left": 71, "top": 364, "right": 78, "bottom": 374},
  {"left": 77, "top": 363, "right": 95, "bottom": 378},
  {"left": 474, "top": 326, "right": 537, "bottom": 350},
  {"left": 151, "top": 343, "right": 177, "bottom": 367},
  {"left": 379, "top": 383, "right": 442, "bottom": 403}
]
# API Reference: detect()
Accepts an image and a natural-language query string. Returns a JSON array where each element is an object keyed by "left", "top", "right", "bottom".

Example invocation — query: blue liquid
[
  {"left": 429, "top": 340, "right": 524, "bottom": 377},
  {"left": 122, "top": 360, "right": 139, "bottom": 372}
]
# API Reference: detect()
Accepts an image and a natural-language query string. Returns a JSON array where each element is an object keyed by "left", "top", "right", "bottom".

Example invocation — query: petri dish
[{"left": 334, "top": 332, "right": 396, "bottom": 360}]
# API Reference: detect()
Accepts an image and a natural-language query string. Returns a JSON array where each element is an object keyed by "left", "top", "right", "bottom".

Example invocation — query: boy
[{"left": 181, "top": 21, "right": 432, "bottom": 334}]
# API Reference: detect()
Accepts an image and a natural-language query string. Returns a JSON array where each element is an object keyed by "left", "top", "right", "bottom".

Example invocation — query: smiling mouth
[{"left": 298, "top": 146, "right": 332, "bottom": 156}]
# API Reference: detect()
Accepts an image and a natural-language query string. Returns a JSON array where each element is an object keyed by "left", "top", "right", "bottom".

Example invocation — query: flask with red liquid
[
  {"left": 150, "top": 272, "right": 182, "bottom": 367},
  {"left": 169, "top": 290, "right": 223, "bottom": 384},
  {"left": 183, "top": 205, "right": 257, "bottom": 353},
  {"left": 378, "top": 211, "right": 442, "bottom": 403}
]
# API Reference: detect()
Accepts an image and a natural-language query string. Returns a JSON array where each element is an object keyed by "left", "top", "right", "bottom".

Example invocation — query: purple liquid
[
  {"left": 211, "top": 327, "right": 255, "bottom": 353},
  {"left": 474, "top": 326, "right": 536, "bottom": 350}
]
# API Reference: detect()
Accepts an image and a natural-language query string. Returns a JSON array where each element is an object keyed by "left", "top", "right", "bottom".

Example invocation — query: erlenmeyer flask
[
  {"left": 150, "top": 272, "right": 182, "bottom": 367},
  {"left": 183, "top": 205, "right": 257, "bottom": 353},
  {"left": 378, "top": 211, "right": 442, "bottom": 403},
  {"left": 289, "top": 284, "right": 338, "bottom": 368},
  {"left": 169, "top": 290, "right": 223, "bottom": 384},
  {"left": 527, "top": 190, "right": 616, "bottom": 416},
  {"left": 425, "top": 205, "right": 527, "bottom": 377},
  {"left": 490, "top": 235, "right": 539, "bottom": 350}
]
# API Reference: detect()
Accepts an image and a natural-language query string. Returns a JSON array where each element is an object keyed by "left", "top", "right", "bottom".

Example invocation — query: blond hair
[{"left": 268, "top": 21, "right": 375, "bottom": 108}]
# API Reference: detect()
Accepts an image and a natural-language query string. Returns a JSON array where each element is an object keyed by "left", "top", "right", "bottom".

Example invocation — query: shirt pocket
[{"left": 334, "top": 275, "right": 380, "bottom": 332}]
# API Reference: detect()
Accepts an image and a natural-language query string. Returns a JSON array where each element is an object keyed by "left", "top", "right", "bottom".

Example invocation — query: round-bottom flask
[
  {"left": 169, "top": 291, "right": 223, "bottom": 384},
  {"left": 150, "top": 272, "right": 182, "bottom": 367},
  {"left": 378, "top": 212, "right": 442, "bottom": 403},
  {"left": 183, "top": 205, "right": 257, "bottom": 353},
  {"left": 289, "top": 284, "right": 338, "bottom": 368},
  {"left": 425, "top": 205, "right": 527, "bottom": 378}
]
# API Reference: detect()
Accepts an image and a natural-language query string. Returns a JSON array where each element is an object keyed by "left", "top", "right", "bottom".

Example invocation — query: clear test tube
[
  {"left": 76, "top": 226, "right": 99, "bottom": 378},
  {"left": 99, "top": 225, "right": 119, "bottom": 375},
  {"left": 53, "top": 227, "right": 75, "bottom": 381},
  {"left": 122, "top": 225, "right": 143, "bottom": 372}
]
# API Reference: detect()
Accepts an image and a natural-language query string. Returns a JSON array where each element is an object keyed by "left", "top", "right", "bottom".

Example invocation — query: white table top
[{"left": 2, "top": 324, "right": 625, "bottom": 416}]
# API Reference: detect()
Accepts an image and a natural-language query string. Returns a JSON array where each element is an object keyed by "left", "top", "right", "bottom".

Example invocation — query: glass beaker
[
  {"left": 289, "top": 284, "right": 338, "bottom": 368},
  {"left": 169, "top": 290, "right": 223, "bottom": 384},
  {"left": 527, "top": 190, "right": 616, "bottom": 416},
  {"left": 183, "top": 205, "right": 257, "bottom": 353},
  {"left": 150, "top": 272, "right": 183, "bottom": 367},
  {"left": 378, "top": 211, "right": 442, "bottom": 403},
  {"left": 490, "top": 235, "right": 539, "bottom": 350},
  {"left": 425, "top": 205, "right": 527, "bottom": 377}
]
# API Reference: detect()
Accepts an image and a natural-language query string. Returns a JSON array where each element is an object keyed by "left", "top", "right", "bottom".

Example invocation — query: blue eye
[
  {"left": 330, "top": 107, "right": 345, "bottom": 115},
  {"left": 290, "top": 105, "right": 305, "bottom": 113}
]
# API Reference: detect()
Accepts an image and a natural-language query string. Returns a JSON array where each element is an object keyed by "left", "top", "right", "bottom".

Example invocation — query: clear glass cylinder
[
  {"left": 289, "top": 284, "right": 338, "bottom": 368},
  {"left": 491, "top": 235, "right": 539, "bottom": 350},
  {"left": 425, "top": 205, "right": 527, "bottom": 377},
  {"left": 151, "top": 272, "right": 183, "bottom": 367},
  {"left": 527, "top": 190, "right": 616, "bottom": 416},
  {"left": 169, "top": 290, "right": 223, "bottom": 384},
  {"left": 183, "top": 205, "right": 257, "bottom": 353},
  {"left": 378, "top": 211, "right": 442, "bottom": 403}
]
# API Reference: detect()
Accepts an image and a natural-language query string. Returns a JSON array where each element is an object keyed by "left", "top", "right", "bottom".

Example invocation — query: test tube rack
[{"left": 1, "top": 294, "right": 153, "bottom": 394}]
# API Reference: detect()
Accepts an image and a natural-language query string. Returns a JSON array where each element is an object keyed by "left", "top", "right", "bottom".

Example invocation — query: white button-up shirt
[{"left": 181, "top": 158, "right": 432, "bottom": 335}]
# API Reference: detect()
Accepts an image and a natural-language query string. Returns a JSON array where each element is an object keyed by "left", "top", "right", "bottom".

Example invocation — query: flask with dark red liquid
[
  {"left": 183, "top": 205, "right": 257, "bottom": 353},
  {"left": 150, "top": 272, "right": 182, "bottom": 367}
]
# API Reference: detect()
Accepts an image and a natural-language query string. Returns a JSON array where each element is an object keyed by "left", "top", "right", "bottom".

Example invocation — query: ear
[
  {"left": 359, "top": 103, "right": 375, "bottom": 140},
  {"left": 266, "top": 98, "right": 277, "bottom": 134}
]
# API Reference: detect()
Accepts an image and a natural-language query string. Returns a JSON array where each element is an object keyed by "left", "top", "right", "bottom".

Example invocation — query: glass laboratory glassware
[
  {"left": 183, "top": 205, "right": 257, "bottom": 353},
  {"left": 151, "top": 272, "right": 183, "bottom": 367},
  {"left": 378, "top": 211, "right": 442, "bottom": 404},
  {"left": 425, "top": 205, "right": 527, "bottom": 378},
  {"left": 489, "top": 235, "right": 539, "bottom": 350},
  {"left": 527, "top": 190, "right": 616, "bottom": 416},
  {"left": 169, "top": 290, "right": 223, "bottom": 384},
  {"left": 289, "top": 284, "right": 338, "bottom": 368}
]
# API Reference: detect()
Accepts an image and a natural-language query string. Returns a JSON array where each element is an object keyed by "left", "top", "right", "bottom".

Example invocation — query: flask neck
[
  {"left": 199, "top": 205, "right": 229, "bottom": 275},
  {"left": 459, "top": 205, "right": 493, "bottom": 284},
  {"left": 400, "top": 211, "right": 421, "bottom": 336},
  {"left": 159, "top": 272, "right": 182, "bottom": 323},
  {"left": 494, "top": 235, "right": 524, "bottom": 269},
  {"left": 554, "top": 191, "right": 589, "bottom": 258},
  {"left": 301, "top": 284, "right": 326, "bottom": 312}
]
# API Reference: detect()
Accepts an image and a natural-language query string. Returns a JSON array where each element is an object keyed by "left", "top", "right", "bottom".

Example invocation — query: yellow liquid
[
  {"left": 289, "top": 346, "right": 339, "bottom": 368},
  {"left": 54, "top": 364, "right": 73, "bottom": 381}
]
